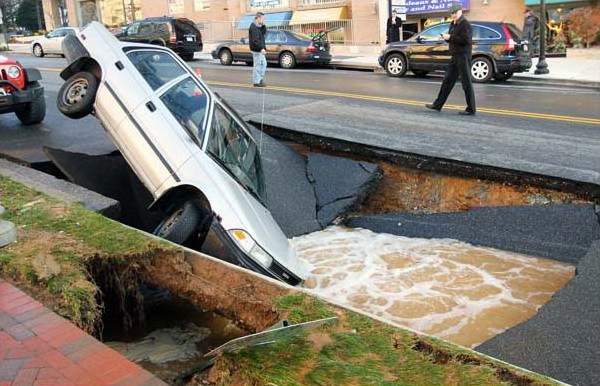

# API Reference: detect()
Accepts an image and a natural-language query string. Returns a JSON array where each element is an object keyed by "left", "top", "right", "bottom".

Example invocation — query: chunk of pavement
[
  {"left": 0, "top": 219, "right": 17, "bottom": 247},
  {"left": 0, "top": 158, "right": 120, "bottom": 218},
  {"left": 476, "top": 240, "right": 600, "bottom": 386},
  {"left": 247, "top": 125, "right": 321, "bottom": 237},
  {"left": 347, "top": 204, "right": 600, "bottom": 264},
  {"left": 307, "top": 153, "right": 382, "bottom": 228}
]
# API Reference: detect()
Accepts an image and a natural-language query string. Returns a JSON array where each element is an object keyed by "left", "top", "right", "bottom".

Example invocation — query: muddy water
[{"left": 293, "top": 226, "right": 575, "bottom": 348}]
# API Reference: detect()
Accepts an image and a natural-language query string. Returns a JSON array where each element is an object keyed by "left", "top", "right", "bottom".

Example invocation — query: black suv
[
  {"left": 378, "top": 21, "right": 531, "bottom": 83},
  {"left": 116, "top": 17, "right": 203, "bottom": 61}
]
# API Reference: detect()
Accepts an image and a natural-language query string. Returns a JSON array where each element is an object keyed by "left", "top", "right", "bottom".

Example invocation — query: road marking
[{"left": 208, "top": 80, "right": 600, "bottom": 125}]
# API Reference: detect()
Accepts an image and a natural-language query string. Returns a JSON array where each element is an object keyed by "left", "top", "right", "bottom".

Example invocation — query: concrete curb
[{"left": 0, "top": 158, "right": 121, "bottom": 218}]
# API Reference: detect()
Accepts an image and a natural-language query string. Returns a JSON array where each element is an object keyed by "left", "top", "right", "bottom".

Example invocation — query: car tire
[
  {"left": 279, "top": 51, "right": 296, "bottom": 69},
  {"left": 219, "top": 49, "right": 233, "bottom": 66},
  {"left": 412, "top": 69, "right": 429, "bottom": 77},
  {"left": 15, "top": 83, "right": 46, "bottom": 125},
  {"left": 180, "top": 53, "right": 194, "bottom": 61},
  {"left": 470, "top": 57, "right": 493, "bottom": 83},
  {"left": 56, "top": 72, "right": 99, "bottom": 119},
  {"left": 385, "top": 53, "right": 407, "bottom": 77},
  {"left": 153, "top": 201, "right": 200, "bottom": 245},
  {"left": 493, "top": 71, "right": 514, "bottom": 82},
  {"left": 32, "top": 44, "right": 44, "bottom": 57}
]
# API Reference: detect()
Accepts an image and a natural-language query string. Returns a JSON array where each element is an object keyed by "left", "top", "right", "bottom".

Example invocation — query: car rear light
[
  {"left": 501, "top": 24, "right": 515, "bottom": 51},
  {"left": 170, "top": 35, "right": 177, "bottom": 43},
  {"left": 306, "top": 44, "right": 317, "bottom": 53}
]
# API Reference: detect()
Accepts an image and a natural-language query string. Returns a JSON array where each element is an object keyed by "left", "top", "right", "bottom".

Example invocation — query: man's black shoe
[
  {"left": 425, "top": 103, "right": 441, "bottom": 111},
  {"left": 253, "top": 83, "right": 265, "bottom": 87},
  {"left": 458, "top": 110, "right": 475, "bottom": 116}
]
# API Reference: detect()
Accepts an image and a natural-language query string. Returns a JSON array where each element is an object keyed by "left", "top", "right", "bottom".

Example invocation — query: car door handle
[{"left": 145, "top": 101, "right": 156, "bottom": 112}]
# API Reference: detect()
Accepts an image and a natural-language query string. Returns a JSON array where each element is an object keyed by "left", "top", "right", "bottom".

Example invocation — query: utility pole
[{"left": 534, "top": 0, "right": 549, "bottom": 74}]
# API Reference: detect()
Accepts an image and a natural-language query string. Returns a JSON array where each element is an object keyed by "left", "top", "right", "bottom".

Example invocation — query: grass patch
[{"left": 0, "top": 176, "right": 177, "bottom": 332}]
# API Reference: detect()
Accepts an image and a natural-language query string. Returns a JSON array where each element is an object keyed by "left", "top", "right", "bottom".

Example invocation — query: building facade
[{"left": 42, "top": 0, "right": 142, "bottom": 30}]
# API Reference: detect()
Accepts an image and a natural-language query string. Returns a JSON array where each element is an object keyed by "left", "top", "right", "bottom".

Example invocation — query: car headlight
[
  {"left": 7, "top": 66, "right": 21, "bottom": 79},
  {"left": 229, "top": 229, "right": 273, "bottom": 268}
]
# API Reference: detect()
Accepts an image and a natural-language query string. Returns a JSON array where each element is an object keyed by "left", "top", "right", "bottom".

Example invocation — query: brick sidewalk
[{"left": 0, "top": 279, "right": 166, "bottom": 386}]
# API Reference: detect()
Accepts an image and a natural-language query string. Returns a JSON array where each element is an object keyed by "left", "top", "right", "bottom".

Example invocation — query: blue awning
[{"left": 237, "top": 11, "right": 293, "bottom": 30}]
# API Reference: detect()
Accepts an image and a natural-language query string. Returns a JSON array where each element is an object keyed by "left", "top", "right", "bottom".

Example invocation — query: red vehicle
[{"left": 0, "top": 55, "right": 45, "bottom": 125}]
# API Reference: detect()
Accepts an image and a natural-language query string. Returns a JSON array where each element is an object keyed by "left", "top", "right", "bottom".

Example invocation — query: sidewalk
[{"left": 0, "top": 279, "right": 166, "bottom": 386}]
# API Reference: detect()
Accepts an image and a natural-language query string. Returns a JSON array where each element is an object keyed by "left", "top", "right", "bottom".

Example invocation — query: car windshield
[
  {"left": 160, "top": 77, "right": 209, "bottom": 142},
  {"left": 206, "top": 103, "right": 263, "bottom": 199},
  {"left": 127, "top": 50, "right": 187, "bottom": 90}
]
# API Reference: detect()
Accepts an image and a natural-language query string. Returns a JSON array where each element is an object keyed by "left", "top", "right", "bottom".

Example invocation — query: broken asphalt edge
[{"left": 0, "top": 164, "right": 566, "bottom": 385}]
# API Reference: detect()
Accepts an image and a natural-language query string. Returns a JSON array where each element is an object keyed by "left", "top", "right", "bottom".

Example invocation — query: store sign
[{"left": 406, "top": 0, "right": 470, "bottom": 15}]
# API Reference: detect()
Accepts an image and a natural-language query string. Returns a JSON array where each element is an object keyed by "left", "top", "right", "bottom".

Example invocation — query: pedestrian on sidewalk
[
  {"left": 523, "top": 9, "right": 538, "bottom": 45},
  {"left": 386, "top": 10, "right": 402, "bottom": 44},
  {"left": 426, "top": 3, "right": 476, "bottom": 116},
  {"left": 249, "top": 12, "right": 267, "bottom": 87}
]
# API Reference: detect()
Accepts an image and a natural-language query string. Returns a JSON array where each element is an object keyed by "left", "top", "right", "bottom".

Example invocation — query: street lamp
[{"left": 534, "top": 0, "right": 549, "bottom": 74}]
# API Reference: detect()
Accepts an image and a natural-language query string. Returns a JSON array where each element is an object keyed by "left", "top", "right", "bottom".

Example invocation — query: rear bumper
[
  {"left": 496, "top": 57, "right": 532, "bottom": 74},
  {"left": 172, "top": 42, "right": 203, "bottom": 54},
  {"left": 299, "top": 52, "right": 332, "bottom": 64},
  {"left": 0, "top": 82, "right": 44, "bottom": 113}
]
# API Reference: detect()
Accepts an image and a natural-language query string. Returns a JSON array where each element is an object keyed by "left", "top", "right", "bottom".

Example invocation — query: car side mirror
[{"left": 416, "top": 36, "right": 423, "bottom": 43}]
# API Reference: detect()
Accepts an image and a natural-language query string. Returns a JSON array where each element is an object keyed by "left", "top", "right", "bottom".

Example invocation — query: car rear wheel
[
  {"left": 219, "top": 49, "right": 233, "bottom": 66},
  {"left": 471, "top": 57, "right": 493, "bottom": 83},
  {"left": 15, "top": 83, "right": 46, "bottom": 125},
  {"left": 385, "top": 54, "right": 407, "bottom": 77},
  {"left": 180, "top": 53, "right": 194, "bottom": 61},
  {"left": 279, "top": 51, "right": 297, "bottom": 69},
  {"left": 56, "top": 72, "right": 99, "bottom": 119},
  {"left": 412, "top": 69, "right": 429, "bottom": 77},
  {"left": 32, "top": 44, "right": 44, "bottom": 57},
  {"left": 493, "top": 71, "right": 514, "bottom": 82},
  {"left": 153, "top": 201, "right": 200, "bottom": 245}
]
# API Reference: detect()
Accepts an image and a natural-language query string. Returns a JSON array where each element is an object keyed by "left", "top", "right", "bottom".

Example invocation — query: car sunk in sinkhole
[{"left": 55, "top": 22, "right": 306, "bottom": 285}]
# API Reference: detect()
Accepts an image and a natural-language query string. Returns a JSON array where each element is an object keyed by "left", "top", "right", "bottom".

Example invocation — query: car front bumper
[
  {"left": 201, "top": 218, "right": 303, "bottom": 286},
  {"left": 0, "top": 81, "right": 44, "bottom": 113}
]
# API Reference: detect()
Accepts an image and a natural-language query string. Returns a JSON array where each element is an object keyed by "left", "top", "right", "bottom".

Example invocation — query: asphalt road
[{"left": 1, "top": 54, "right": 599, "bottom": 185}]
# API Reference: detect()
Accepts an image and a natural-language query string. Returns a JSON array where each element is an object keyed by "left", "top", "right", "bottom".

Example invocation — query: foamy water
[{"left": 292, "top": 226, "right": 575, "bottom": 348}]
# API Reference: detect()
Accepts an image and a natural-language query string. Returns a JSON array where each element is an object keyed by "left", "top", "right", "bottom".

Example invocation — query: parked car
[
  {"left": 0, "top": 55, "right": 45, "bottom": 125},
  {"left": 115, "top": 17, "right": 203, "bottom": 61},
  {"left": 56, "top": 22, "right": 306, "bottom": 285},
  {"left": 378, "top": 21, "right": 532, "bottom": 83},
  {"left": 212, "top": 29, "right": 334, "bottom": 69},
  {"left": 30, "top": 27, "right": 79, "bottom": 57}
]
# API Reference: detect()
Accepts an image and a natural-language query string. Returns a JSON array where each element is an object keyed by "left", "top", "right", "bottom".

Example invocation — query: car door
[
  {"left": 43, "top": 28, "right": 66, "bottom": 54},
  {"left": 264, "top": 31, "right": 280, "bottom": 61},
  {"left": 410, "top": 24, "right": 450, "bottom": 69},
  {"left": 125, "top": 49, "right": 209, "bottom": 193},
  {"left": 235, "top": 38, "right": 252, "bottom": 62}
]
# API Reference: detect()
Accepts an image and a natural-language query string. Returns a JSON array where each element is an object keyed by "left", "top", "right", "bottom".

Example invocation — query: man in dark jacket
[
  {"left": 426, "top": 3, "right": 476, "bottom": 115},
  {"left": 249, "top": 12, "right": 267, "bottom": 87},
  {"left": 386, "top": 9, "right": 402, "bottom": 44}
]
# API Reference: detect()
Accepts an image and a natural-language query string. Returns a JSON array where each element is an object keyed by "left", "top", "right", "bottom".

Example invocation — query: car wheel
[
  {"left": 15, "top": 83, "right": 46, "bottom": 125},
  {"left": 219, "top": 49, "right": 233, "bottom": 66},
  {"left": 56, "top": 72, "right": 99, "bottom": 119},
  {"left": 493, "top": 71, "right": 514, "bottom": 82},
  {"left": 412, "top": 69, "right": 429, "bottom": 77},
  {"left": 180, "top": 53, "right": 194, "bottom": 61},
  {"left": 385, "top": 54, "right": 407, "bottom": 77},
  {"left": 471, "top": 57, "right": 493, "bottom": 83},
  {"left": 32, "top": 44, "right": 44, "bottom": 57},
  {"left": 279, "top": 51, "right": 296, "bottom": 69},
  {"left": 153, "top": 201, "right": 200, "bottom": 245}
]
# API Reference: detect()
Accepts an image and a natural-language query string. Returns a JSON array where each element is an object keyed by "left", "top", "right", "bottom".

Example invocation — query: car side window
[
  {"left": 265, "top": 31, "right": 276, "bottom": 44},
  {"left": 127, "top": 22, "right": 141, "bottom": 35},
  {"left": 274, "top": 31, "right": 287, "bottom": 43},
  {"left": 48, "top": 29, "right": 64, "bottom": 38},
  {"left": 472, "top": 25, "right": 502, "bottom": 40},
  {"left": 417, "top": 24, "right": 448, "bottom": 41},
  {"left": 160, "top": 77, "right": 209, "bottom": 141},
  {"left": 207, "top": 104, "right": 262, "bottom": 198},
  {"left": 127, "top": 50, "right": 187, "bottom": 90},
  {"left": 65, "top": 29, "right": 77, "bottom": 36},
  {"left": 138, "top": 22, "right": 154, "bottom": 35}
]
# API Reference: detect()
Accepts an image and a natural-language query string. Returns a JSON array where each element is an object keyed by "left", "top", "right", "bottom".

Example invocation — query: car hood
[{"left": 0, "top": 55, "right": 18, "bottom": 65}]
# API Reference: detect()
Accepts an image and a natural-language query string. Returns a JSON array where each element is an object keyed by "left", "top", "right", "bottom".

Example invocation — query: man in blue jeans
[{"left": 249, "top": 12, "right": 267, "bottom": 87}]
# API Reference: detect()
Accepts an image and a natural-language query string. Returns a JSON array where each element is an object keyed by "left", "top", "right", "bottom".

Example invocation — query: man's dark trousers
[{"left": 433, "top": 53, "right": 476, "bottom": 113}]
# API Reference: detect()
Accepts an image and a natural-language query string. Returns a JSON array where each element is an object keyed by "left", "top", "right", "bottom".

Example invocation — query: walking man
[
  {"left": 249, "top": 12, "right": 267, "bottom": 87},
  {"left": 426, "top": 3, "right": 476, "bottom": 116}
]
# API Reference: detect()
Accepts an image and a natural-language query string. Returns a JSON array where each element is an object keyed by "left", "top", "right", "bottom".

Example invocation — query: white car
[
  {"left": 31, "top": 27, "right": 79, "bottom": 57},
  {"left": 56, "top": 22, "right": 306, "bottom": 285}
]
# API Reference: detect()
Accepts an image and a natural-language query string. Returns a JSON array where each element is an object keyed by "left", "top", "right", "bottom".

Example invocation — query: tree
[
  {"left": 0, "top": 0, "right": 21, "bottom": 28},
  {"left": 15, "top": 0, "right": 41, "bottom": 31},
  {"left": 568, "top": 7, "right": 600, "bottom": 48}
]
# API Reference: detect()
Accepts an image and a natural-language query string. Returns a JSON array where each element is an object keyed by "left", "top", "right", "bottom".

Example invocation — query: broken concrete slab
[
  {"left": 476, "top": 240, "right": 600, "bottom": 386},
  {"left": 0, "top": 158, "right": 120, "bottom": 217},
  {"left": 347, "top": 204, "right": 600, "bottom": 264},
  {"left": 0, "top": 219, "right": 17, "bottom": 247}
]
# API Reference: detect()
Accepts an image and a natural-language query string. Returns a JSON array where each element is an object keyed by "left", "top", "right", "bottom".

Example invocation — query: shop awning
[
  {"left": 524, "top": 0, "right": 585, "bottom": 4},
  {"left": 289, "top": 7, "right": 349, "bottom": 25},
  {"left": 237, "top": 11, "right": 293, "bottom": 30}
]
